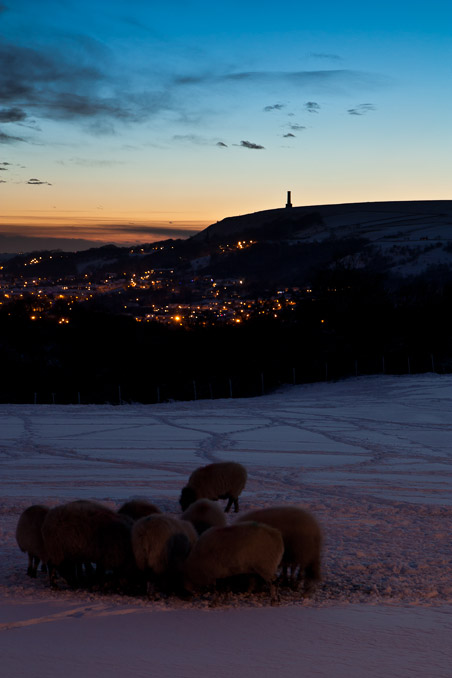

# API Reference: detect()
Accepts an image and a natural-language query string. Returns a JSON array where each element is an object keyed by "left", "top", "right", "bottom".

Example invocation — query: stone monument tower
[{"left": 286, "top": 190, "right": 293, "bottom": 209}]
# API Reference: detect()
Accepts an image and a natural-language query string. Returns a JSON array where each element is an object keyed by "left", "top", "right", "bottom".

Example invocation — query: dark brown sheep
[
  {"left": 41, "top": 500, "right": 135, "bottom": 587},
  {"left": 183, "top": 521, "right": 284, "bottom": 597},
  {"left": 181, "top": 498, "right": 227, "bottom": 535},
  {"left": 179, "top": 461, "right": 247, "bottom": 513},
  {"left": 117, "top": 499, "right": 161, "bottom": 521},
  {"left": 15, "top": 504, "right": 49, "bottom": 577},
  {"left": 237, "top": 506, "right": 322, "bottom": 593},
  {"left": 132, "top": 514, "right": 197, "bottom": 595}
]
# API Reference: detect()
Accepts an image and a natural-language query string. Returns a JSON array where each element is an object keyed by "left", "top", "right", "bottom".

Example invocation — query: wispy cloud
[
  {"left": 221, "top": 70, "right": 383, "bottom": 92},
  {"left": 27, "top": 177, "right": 52, "bottom": 185},
  {"left": 0, "top": 107, "right": 27, "bottom": 122},
  {"left": 308, "top": 52, "right": 342, "bottom": 62},
  {"left": 0, "top": 39, "right": 175, "bottom": 141},
  {"left": 304, "top": 101, "right": 320, "bottom": 113},
  {"left": 58, "top": 157, "right": 125, "bottom": 167},
  {"left": 0, "top": 130, "right": 25, "bottom": 143},
  {"left": 240, "top": 140, "right": 265, "bottom": 150},
  {"left": 347, "top": 103, "right": 376, "bottom": 115},
  {"left": 289, "top": 124, "right": 306, "bottom": 131},
  {"left": 173, "top": 134, "right": 228, "bottom": 147},
  {"left": 263, "top": 104, "right": 285, "bottom": 112},
  {"left": 174, "top": 69, "right": 387, "bottom": 95},
  {"left": 173, "top": 134, "right": 209, "bottom": 145}
]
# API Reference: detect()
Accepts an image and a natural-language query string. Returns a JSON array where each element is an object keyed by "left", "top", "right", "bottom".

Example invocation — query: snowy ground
[{"left": 1, "top": 374, "right": 451, "bottom": 677}]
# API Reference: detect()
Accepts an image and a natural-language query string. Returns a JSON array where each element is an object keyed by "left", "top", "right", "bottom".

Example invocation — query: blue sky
[{"left": 0, "top": 0, "right": 450, "bottom": 250}]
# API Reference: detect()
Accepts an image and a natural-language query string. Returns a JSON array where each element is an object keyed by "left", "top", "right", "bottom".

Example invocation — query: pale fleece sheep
[
  {"left": 15, "top": 504, "right": 49, "bottom": 577},
  {"left": 132, "top": 515, "right": 197, "bottom": 581},
  {"left": 179, "top": 461, "right": 247, "bottom": 513},
  {"left": 237, "top": 506, "right": 322, "bottom": 593},
  {"left": 183, "top": 522, "right": 284, "bottom": 595},
  {"left": 182, "top": 498, "right": 227, "bottom": 535},
  {"left": 41, "top": 500, "right": 134, "bottom": 587},
  {"left": 117, "top": 499, "right": 161, "bottom": 521}
]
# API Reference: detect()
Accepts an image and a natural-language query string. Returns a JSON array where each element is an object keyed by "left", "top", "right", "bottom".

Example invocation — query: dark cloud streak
[
  {"left": 27, "top": 178, "right": 52, "bottom": 185},
  {"left": 263, "top": 104, "right": 285, "bottom": 112},
  {"left": 0, "top": 107, "right": 27, "bottom": 122},
  {"left": 304, "top": 101, "right": 320, "bottom": 113},
  {"left": 0, "top": 39, "right": 174, "bottom": 140},
  {"left": 347, "top": 103, "right": 376, "bottom": 115},
  {"left": 0, "top": 130, "right": 25, "bottom": 143},
  {"left": 240, "top": 140, "right": 265, "bottom": 149}
]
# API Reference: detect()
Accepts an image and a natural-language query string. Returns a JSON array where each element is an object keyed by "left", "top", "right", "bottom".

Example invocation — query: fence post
[
  {"left": 229, "top": 378, "right": 233, "bottom": 398},
  {"left": 118, "top": 385, "right": 122, "bottom": 405},
  {"left": 52, "top": 393, "right": 55, "bottom": 405},
  {"left": 261, "top": 372, "right": 265, "bottom": 395},
  {"left": 407, "top": 357, "right": 411, "bottom": 374},
  {"left": 382, "top": 356, "right": 385, "bottom": 374},
  {"left": 431, "top": 354, "right": 435, "bottom": 373},
  {"left": 156, "top": 386, "right": 160, "bottom": 403},
  {"left": 193, "top": 380, "right": 197, "bottom": 400},
  {"left": 77, "top": 392, "right": 81, "bottom": 405},
  {"left": 325, "top": 363, "right": 328, "bottom": 381},
  {"left": 34, "top": 392, "right": 37, "bottom": 405},
  {"left": 292, "top": 367, "right": 296, "bottom": 385},
  {"left": 354, "top": 360, "right": 358, "bottom": 377}
]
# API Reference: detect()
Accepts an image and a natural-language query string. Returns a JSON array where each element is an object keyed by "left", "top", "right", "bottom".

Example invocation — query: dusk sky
[{"left": 0, "top": 0, "right": 450, "bottom": 250}]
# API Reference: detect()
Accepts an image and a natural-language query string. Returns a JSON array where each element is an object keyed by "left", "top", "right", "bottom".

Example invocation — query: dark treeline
[{"left": 1, "top": 268, "right": 452, "bottom": 404}]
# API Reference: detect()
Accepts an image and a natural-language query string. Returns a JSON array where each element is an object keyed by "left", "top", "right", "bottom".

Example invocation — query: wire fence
[{"left": 2, "top": 351, "right": 449, "bottom": 405}]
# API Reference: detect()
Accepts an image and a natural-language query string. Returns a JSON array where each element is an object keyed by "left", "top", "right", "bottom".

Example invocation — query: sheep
[
  {"left": 15, "top": 504, "right": 49, "bottom": 577},
  {"left": 183, "top": 521, "right": 284, "bottom": 599},
  {"left": 179, "top": 461, "right": 247, "bottom": 513},
  {"left": 117, "top": 499, "right": 161, "bottom": 521},
  {"left": 132, "top": 514, "right": 197, "bottom": 596},
  {"left": 41, "top": 499, "right": 135, "bottom": 588},
  {"left": 181, "top": 498, "right": 227, "bottom": 535},
  {"left": 132, "top": 514, "right": 197, "bottom": 580},
  {"left": 237, "top": 506, "right": 322, "bottom": 593}
]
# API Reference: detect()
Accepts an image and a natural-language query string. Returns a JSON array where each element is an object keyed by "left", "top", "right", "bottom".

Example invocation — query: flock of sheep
[{"left": 15, "top": 461, "right": 322, "bottom": 601}]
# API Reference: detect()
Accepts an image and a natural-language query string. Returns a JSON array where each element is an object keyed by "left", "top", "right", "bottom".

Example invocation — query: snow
[{"left": 1, "top": 373, "right": 452, "bottom": 677}]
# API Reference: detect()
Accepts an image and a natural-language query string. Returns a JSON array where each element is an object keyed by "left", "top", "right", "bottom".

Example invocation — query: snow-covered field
[{"left": 1, "top": 374, "right": 451, "bottom": 677}]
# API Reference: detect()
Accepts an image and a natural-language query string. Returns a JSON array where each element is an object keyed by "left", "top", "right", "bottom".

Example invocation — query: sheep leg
[
  {"left": 303, "top": 559, "right": 321, "bottom": 595},
  {"left": 280, "top": 562, "right": 289, "bottom": 586},
  {"left": 26, "top": 553, "right": 34, "bottom": 577},
  {"left": 47, "top": 562, "right": 59, "bottom": 589},
  {"left": 32, "top": 555, "right": 40, "bottom": 577},
  {"left": 224, "top": 497, "right": 233, "bottom": 513},
  {"left": 270, "top": 580, "right": 280, "bottom": 605}
]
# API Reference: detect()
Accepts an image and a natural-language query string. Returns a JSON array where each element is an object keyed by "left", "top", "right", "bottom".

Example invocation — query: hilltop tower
[{"left": 286, "top": 190, "right": 293, "bottom": 209}]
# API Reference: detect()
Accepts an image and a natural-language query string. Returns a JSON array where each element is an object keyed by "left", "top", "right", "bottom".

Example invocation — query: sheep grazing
[
  {"left": 132, "top": 514, "right": 197, "bottom": 595},
  {"left": 41, "top": 499, "right": 135, "bottom": 588},
  {"left": 179, "top": 461, "right": 247, "bottom": 513},
  {"left": 182, "top": 498, "right": 227, "bottom": 535},
  {"left": 183, "top": 522, "right": 284, "bottom": 598},
  {"left": 117, "top": 499, "right": 161, "bottom": 521},
  {"left": 15, "top": 504, "right": 49, "bottom": 577},
  {"left": 237, "top": 506, "right": 322, "bottom": 593}
]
